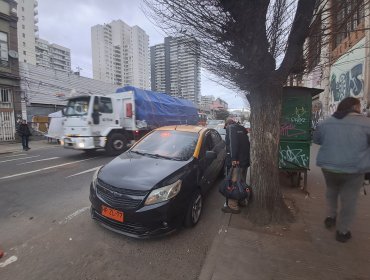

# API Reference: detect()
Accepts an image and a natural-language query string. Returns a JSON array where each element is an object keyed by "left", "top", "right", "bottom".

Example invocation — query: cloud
[{"left": 37, "top": 0, "right": 246, "bottom": 108}]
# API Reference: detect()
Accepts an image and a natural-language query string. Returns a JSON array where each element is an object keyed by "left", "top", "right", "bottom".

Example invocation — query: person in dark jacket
[
  {"left": 18, "top": 119, "right": 31, "bottom": 151},
  {"left": 222, "top": 118, "right": 250, "bottom": 214}
]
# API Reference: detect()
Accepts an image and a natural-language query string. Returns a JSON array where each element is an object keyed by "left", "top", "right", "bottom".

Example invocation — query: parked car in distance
[
  {"left": 206, "top": 119, "right": 225, "bottom": 129},
  {"left": 90, "top": 125, "right": 226, "bottom": 238}
]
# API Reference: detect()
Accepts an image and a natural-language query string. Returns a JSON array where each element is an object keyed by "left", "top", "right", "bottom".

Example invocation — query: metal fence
[{"left": 0, "top": 111, "right": 15, "bottom": 141}]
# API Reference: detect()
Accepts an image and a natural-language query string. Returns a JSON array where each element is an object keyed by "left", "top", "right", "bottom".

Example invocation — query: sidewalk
[
  {"left": 199, "top": 144, "right": 370, "bottom": 280},
  {"left": 0, "top": 139, "right": 58, "bottom": 154}
]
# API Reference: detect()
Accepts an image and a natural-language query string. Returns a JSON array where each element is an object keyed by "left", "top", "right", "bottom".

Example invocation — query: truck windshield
[{"left": 65, "top": 97, "right": 90, "bottom": 116}]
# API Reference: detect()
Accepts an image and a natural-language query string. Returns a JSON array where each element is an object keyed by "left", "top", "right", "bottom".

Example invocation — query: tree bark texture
[{"left": 248, "top": 84, "right": 291, "bottom": 224}]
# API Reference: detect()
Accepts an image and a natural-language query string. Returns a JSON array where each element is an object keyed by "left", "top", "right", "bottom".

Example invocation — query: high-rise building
[
  {"left": 91, "top": 20, "right": 150, "bottom": 89},
  {"left": 17, "top": 0, "right": 71, "bottom": 72},
  {"left": 35, "top": 38, "right": 71, "bottom": 72},
  {"left": 151, "top": 36, "right": 201, "bottom": 104},
  {"left": 17, "top": 0, "right": 38, "bottom": 64}
]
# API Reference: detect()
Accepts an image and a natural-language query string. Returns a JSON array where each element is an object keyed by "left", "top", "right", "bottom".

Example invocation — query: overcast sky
[{"left": 37, "top": 0, "right": 248, "bottom": 109}]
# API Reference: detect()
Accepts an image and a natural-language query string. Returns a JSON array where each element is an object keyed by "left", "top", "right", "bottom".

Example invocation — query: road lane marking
[
  {"left": 0, "top": 256, "right": 18, "bottom": 268},
  {"left": 0, "top": 155, "right": 40, "bottom": 163},
  {"left": 17, "top": 157, "right": 60, "bottom": 165},
  {"left": 58, "top": 207, "right": 90, "bottom": 225},
  {"left": 66, "top": 166, "right": 102, "bottom": 178},
  {"left": 0, "top": 153, "right": 27, "bottom": 159},
  {"left": 0, "top": 157, "right": 98, "bottom": 180}
]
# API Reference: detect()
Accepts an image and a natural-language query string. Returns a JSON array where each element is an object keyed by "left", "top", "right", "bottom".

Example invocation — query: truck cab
[{"left": 61, "top": 93, "right": 139, "bottom": 155}]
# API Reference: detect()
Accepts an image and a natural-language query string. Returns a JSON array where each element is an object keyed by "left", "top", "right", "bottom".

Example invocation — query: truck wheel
[{"left": 106, "top": 133, "right": 128, "bottom": 156}]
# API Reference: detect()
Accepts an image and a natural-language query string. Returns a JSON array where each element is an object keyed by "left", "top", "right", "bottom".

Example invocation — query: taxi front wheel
[{"left": 184, "top": 190, "right": 203, "bottom": 227}]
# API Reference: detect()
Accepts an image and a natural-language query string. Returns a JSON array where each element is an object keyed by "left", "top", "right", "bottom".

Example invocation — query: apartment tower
[
  {"left": 91, "top": 20, "right": 150, "bottom": 89},
  {"left": 151, "top": 36, "right": 200, "bottom": 104},
  {"left": 17, "top": 0, "right": 38, "bottom": 64},
  {"left": 17, "top": 0, "right": 71, "bottom": 72}
]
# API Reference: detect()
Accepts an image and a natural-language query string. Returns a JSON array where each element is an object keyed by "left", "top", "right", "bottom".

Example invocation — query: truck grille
[{"left": 96, "top": 178, "right": 149, "bottom": 210}]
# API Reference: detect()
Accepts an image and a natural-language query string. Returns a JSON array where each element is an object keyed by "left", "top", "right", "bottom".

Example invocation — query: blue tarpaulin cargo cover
[{"left": 116, "top": 86, "right": 199, "bottom": 127}]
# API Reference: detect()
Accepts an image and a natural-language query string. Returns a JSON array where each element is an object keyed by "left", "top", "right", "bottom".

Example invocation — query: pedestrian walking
[
  {"left": 17, "top": 119, "right": 32, "bottom": 151},
  {"left": 222, "top": 118, "right": 250, "bottom": 214},
  {"left": 313, "top": 97, "right": 370, "bottom": 242}
]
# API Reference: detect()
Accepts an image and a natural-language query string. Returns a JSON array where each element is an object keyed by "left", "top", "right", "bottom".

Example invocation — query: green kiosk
[{"left": 279, "top": 86, "right": 323, "bottom": 192}]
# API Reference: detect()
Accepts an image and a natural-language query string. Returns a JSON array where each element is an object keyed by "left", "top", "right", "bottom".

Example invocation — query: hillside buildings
[
  {"left": 91, "top": 20, "right": 150, "bottom": 89},
  {"left": 151, "top": 36, "right": 201, "bottom": 104}
]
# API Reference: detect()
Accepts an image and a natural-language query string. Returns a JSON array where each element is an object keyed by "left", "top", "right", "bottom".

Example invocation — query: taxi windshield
[
  {"left": 65, "top": 97, "right": 90, "bottom": 116},
  {"left": 131, "top": 130, "right": 199, "bottom": 161}
]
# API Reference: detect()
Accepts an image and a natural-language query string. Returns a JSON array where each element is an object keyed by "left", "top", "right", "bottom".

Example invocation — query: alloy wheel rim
[{"left": 192, "top": 194, "right": 202, "bottom": 223}]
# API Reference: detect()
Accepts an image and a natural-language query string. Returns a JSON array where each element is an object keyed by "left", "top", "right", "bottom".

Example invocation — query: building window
[
  {"left": 22, "top": 7, "right": 24, "bottom": 11},
  {"left": 22, "top": 33, "right": 25, "bottom": 38},
  {"left": 0, "top": 88, "right": 12, "bottom": 108},
  {"left": 332, "top": 0, "right": 365, "bottom": 49},
  {"left": 22, "top": 16, "right": 25, "bottom": 20},
  {"left": 23, "top": 42, "right": 26, "bottom": 47},
  {"left": 0, "top": 32, "right": 9, "bottom": 66},
  {"left": 23, "top": 51, "right": 26, "bottom": 55},
  {"left": 22, "top": 24, "right": 25, "bottom": 29}
]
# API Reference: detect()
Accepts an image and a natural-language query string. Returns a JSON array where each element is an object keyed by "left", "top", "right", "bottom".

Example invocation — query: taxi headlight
[
  {"left": 144, "top": 179, "right": 182, "bottom": 206},
  {"left": 92, "top": 167, "right": 102, "bottom": 190}
]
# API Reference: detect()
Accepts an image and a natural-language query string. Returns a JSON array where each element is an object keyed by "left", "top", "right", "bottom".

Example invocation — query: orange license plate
[{"left": 101, "top": 205, "right": 124, "bottom": 223}]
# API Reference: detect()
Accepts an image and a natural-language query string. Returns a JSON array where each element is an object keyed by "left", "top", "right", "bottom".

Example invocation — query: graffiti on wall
[
  {"left": 330, "top": 63, "right": 364, "bottom": 102},
  {"left": 329, "top": 39, "right": 366, "bottom": 110}
]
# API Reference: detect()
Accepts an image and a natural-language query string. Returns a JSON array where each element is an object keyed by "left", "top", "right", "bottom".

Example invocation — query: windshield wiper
[
  {"left": 147, "top": 153, "right": 183, "bottom": 161},
  {"left": 131, "top": 151, "right": 182, "bottom": 161}
]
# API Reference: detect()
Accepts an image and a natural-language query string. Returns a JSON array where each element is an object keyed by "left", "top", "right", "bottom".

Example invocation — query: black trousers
[{"left": 21, "top": 135, "right": 29, "bottom": 149}]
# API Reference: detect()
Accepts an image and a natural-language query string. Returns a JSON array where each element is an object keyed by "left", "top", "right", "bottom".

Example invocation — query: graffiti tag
[
  {"left": 330, "top": 63, "right": 364, "bottom": 102},
  {"left": 279, "top": 146, "right": 309, "bottom": 168},
  {"left": 280, "top": 123, "right": 306, "bottom": 137}
]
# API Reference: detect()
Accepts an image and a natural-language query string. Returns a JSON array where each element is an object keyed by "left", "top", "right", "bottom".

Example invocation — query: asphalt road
[{"left": 0, "top": 145, "right": 225, "bottom": 280}]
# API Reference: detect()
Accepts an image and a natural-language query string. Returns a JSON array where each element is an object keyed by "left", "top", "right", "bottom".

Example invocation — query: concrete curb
[{"left": 198, "top": 213, "right": 231, "bottom": 280}]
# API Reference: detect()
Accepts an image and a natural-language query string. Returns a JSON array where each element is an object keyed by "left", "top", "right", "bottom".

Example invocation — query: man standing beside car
[{"left": 222, "top": 118, "right": 250, "bottom": 214}]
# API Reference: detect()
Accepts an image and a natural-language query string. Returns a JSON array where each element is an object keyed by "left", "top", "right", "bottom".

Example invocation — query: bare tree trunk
[{"left": 248, "top": 84, "right": 292, "bottom": 224}]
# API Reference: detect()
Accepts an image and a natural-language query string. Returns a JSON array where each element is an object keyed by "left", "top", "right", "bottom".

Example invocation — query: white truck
[{"left": 61, "top": 86, "right": 199, "bottom": 155}]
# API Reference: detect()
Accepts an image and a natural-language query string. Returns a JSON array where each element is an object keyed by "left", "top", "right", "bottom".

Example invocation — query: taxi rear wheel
[{"left": 184, "top": 189, "right": 203, "bottom": 227}]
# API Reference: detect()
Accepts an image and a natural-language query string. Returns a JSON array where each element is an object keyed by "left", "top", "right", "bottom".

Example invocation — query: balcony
[
  {"left": 34, "top": 9, "right": 38, "bottom": 16},
  {"left": 34, "top": 0, "right": 38, "bottom": 7},
  {"left": 34, "top": 17, "right": 39, "bottom": 24}
]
